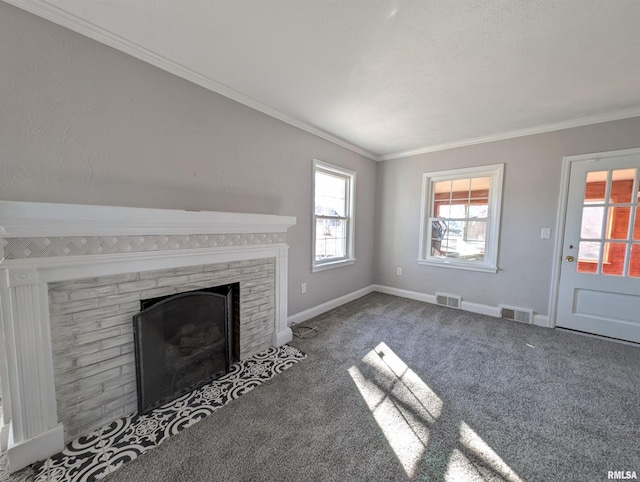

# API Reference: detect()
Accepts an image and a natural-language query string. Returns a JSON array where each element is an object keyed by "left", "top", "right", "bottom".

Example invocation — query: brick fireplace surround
[{"left": 0, "top": 201, "right": 296, "bottom": 472}]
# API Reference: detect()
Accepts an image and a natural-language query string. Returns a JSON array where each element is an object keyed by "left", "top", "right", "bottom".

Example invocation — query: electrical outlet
[
  {"left": 301, "top": 283, "right": 307, "bottom": 294},
  {"left": 396, "top": 267, "right": 402, "bottom": 275}
]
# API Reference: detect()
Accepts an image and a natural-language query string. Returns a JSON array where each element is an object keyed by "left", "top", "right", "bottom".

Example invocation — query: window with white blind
[
  {"left": 419, "top": 164, "right": 504, "bottom": 273},
  {"left": 313, "top": 160, "right": 356, "bottom": 272}
]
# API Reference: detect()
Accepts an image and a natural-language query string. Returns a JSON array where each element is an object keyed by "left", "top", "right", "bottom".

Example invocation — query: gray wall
[
  {"left": 0, "top": 3, "right": 377, "bottom": 316},
  {"left": 4, "top": 3, "right": 640, "bottom": 321},
  {"left": 375, "top": 117, "right": 640, "bottom": 316}
]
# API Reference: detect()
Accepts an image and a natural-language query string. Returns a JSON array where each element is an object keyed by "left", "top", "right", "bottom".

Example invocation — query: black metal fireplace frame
[{"left": 132, "top": 285, "right": 235, "bottom": 414}]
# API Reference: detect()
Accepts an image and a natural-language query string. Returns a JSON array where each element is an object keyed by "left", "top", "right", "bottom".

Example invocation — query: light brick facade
[{"left": 48, "top": 258, "right": 275, "bottom": 440}]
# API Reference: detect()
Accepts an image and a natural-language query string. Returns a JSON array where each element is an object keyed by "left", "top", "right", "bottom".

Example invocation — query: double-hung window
[
  {"left": 312, "top": 160, "right": 356, "bottom": 272},
  {"left": 419, "top": 163, "right": 504, "bottom": 272}
]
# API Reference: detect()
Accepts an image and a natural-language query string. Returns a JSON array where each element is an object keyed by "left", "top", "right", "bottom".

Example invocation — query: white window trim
[
  {"left": 418, "top": 163, "right": 504, "bottom": 273},
  {"left": 312, "top": 159, "right": 356, "bottom": 273}
]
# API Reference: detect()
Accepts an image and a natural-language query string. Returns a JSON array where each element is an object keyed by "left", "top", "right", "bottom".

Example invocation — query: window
[
  {"left": 577, "top": 168, "right": 640, "bottom": 277},
  {"left": 419, "top": 164, "right": 504, "bottom": 273},
  {"left": 313, "top": 160, "right": 356, "bottom": 272}
]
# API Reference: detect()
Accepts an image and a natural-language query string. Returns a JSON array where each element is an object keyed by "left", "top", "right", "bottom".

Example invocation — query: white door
[{"left": 556, "top": 153, "right": 640, "bottom": 343}]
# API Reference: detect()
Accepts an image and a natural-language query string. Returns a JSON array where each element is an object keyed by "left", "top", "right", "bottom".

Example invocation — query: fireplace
[
  {"left": 134, "top": 284, "right": 238, "bottom": 414},
  {"left": 0, "top": 200, "right": 296, "bottom": 472}
]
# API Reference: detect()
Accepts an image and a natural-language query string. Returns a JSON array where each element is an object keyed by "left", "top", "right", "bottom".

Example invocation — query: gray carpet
[{"left": 7, "top": 292, "right": 640, "bottom": 481}]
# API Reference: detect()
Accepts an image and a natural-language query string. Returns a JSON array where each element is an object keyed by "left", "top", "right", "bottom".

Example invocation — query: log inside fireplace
[{"left": 133, "top": 284, "right": 238, "bottom": 414}]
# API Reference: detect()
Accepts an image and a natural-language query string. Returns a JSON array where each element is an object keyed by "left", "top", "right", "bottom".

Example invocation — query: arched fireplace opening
[{"left": 133, "top": 283, "right": 239, "bottom": 414}]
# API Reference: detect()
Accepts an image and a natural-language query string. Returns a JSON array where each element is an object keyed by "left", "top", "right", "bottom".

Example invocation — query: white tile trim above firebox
[{"left": 0, "top": 201, "right": 296, "bottom": 473}]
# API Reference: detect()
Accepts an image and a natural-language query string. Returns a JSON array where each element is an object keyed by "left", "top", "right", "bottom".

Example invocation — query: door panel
[{"left": 556, "top": 154, "right": 640, "bottom": 343}]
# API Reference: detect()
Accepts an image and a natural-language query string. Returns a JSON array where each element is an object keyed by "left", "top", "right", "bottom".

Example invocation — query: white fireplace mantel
[
  {"left": 0, "top": 201, "right": 296, "bottom": 472},
  {"left": 0, "top": 200, "right": 296, "bottom": 237}
]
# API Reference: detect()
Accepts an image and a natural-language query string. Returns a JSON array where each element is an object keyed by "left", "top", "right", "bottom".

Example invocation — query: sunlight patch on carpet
[
  {"left": 444, "top": 448, "right": 486, "bottom": 481},
  {"left": 350, "top": 342, "right": 523, "bottom": 481},
  {"left": 458, "top": 422, "right": 523, "bottom": 482},
  {"left": 349, "top": 342, "right": 442, "bottom": 477}
]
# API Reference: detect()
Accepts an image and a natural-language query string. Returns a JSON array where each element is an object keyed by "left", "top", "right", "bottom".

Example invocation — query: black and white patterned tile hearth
[{"left": 32, "top": 345, "right": 306, "bottom": 482}]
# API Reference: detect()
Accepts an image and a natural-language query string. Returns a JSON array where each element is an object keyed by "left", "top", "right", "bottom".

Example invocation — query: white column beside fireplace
[{"left": 0, "top": 201, "right": 296, "bottom": 472}]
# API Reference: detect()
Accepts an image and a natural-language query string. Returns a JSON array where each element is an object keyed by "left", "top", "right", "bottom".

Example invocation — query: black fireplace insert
[{"left": 133, "top": 284, "right": 236, "bottom": 414}]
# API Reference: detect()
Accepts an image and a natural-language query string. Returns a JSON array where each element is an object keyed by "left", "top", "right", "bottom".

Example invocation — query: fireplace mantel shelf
[{"left": 0, "top": 200, "right": 296, "bottom": 237}]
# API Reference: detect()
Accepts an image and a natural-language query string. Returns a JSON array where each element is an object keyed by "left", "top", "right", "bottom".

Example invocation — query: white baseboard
[
  {"left": 288, "top": 285, "right": 375, "bottom": 326},
  {"left": 533, "top": 314, "right": 550, "bottom": 328},
  {"left": 372, "top": 284, "right": 550, "bottom": 326},
  {"left": 460, "top": 301, "right": 501, "bottom": 317},
  {"left": 273, "top": 327, "right": 293, "bottom": 346},
  {"left": 287, "top": 284, "right": 551, "bottom": 330},
  {"left": 371, "top": 285, "right": 437, "bottom": 304},
  {"left": 1, "top": 423, "right": 8, "bottom": 452}
]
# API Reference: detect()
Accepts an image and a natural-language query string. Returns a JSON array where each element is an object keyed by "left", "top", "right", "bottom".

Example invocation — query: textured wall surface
[
  {"left": 0, "top": 3, "right": 377, "bottom": 316},
  {"left": 48, "top": 258, "right": 275, "bottom": 440},
  {"left": 374, "top": 117, "right": 640, "bottom": 316}
]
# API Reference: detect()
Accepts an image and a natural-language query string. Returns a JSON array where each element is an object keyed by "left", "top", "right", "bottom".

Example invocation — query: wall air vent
[
  {"left": 435, "top": 293, "right": 461, "bottom": 309},
  {"left": 500, "top": 305, "right": 533, "bottom": 324}
]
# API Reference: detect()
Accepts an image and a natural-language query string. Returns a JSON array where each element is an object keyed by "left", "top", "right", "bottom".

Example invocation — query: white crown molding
[
  {"left": 7, "top": 0, "right": 640, "bottom": 165},
  {"left": 3, "top": 0, "right": 377, "bottom": 161},
  {"left": 378, "top": 106, "right": 640, "bottom": 161},
  {"left": 0, "top": 201, "right": 296, "bottom": 237}
]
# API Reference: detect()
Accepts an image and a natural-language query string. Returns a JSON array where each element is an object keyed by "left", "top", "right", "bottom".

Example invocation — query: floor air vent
[
  {"left": 435, "top": 293, "right": 461, "bottom": 309},
  {"left": 500, "top": 305, "right": 533, "bottom": 324}
]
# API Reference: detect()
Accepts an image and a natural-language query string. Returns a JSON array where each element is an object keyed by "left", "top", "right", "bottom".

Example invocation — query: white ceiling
[{"left": 7, "top": 0, "right": 640, "bottom": 160}]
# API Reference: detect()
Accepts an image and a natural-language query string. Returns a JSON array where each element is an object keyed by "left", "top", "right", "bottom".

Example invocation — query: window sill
[
  {"left": 312, "top": 258, "right": 356, "bottom": 273},
  {"left": 417, "top": 259, "right": 498, "bottom": 273}
]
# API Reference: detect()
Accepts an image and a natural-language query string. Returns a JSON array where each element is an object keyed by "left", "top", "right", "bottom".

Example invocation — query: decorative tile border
[
  {"left": 2, "top": 233, "right": 286, "bottom": 259},
  {"left": 32, "top": 345, "right": 306, "bottom": 482}
]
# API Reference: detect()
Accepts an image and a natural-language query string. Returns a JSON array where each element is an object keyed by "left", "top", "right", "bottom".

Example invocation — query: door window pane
[
  {"left": 602, "top": 242, "right": 626, "bottom": 276},
  {"left": 578, "top": 167, "right": 640, "bottom": 278},
  {"left": 629, "top": 244, "right": 640, "bottom": 278},
  {"left": 585, "top": 171, "right": 607, "bottom": 201},
  {"left": 610, "top": 169, "right": 636, "bottom": 203},
  {"left": 580, "top": 206, "right": 604, "bottom": 239},
  {"left": 607, "top": 207, "right": 631, "bottom": 240},
  {"left": 577, "top": 241, "right": 600, "bottom": 273}
]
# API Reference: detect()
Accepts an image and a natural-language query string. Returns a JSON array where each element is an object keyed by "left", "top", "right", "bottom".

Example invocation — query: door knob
[{"left": 565, "top": 255, "right": 575, "bottom": 262}]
